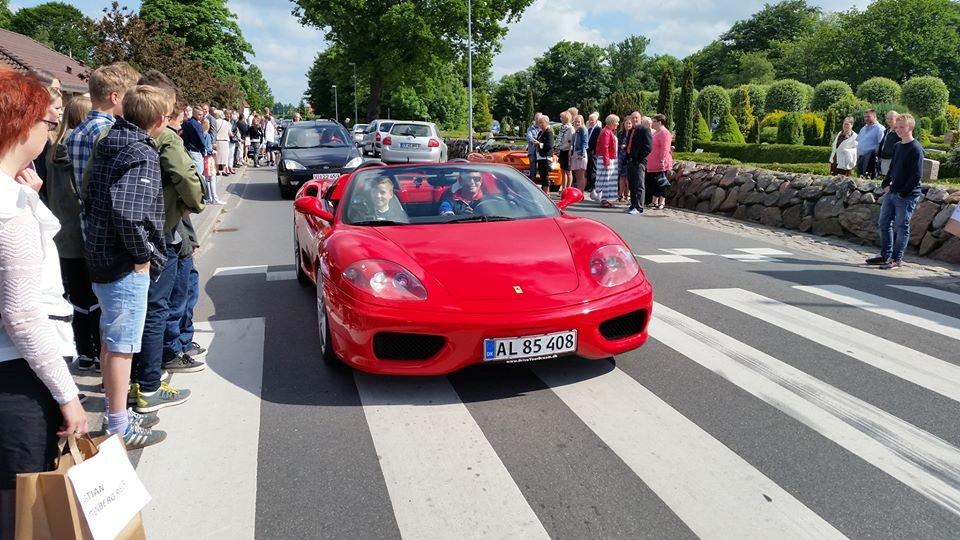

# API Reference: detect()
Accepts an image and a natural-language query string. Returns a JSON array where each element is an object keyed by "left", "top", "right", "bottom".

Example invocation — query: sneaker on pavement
[
  {"left": 133, "top": 382, "right": 191, "bottom": 413},
  {"left": 101, "top": 408, "right": 161, "bottom": 432},
  {"left": 163, "top": 352, "right": 206, "bottom": 373},
  {"left": 77, "top": 355, "right": 100, "bottom": 372},
  {"left": 161, "top": 369, "right": 171, "bottom": 383},
  {"left": 183, "top": 341, "right": 207, "bottom": 359},
  {"left": 627, "top": 208, "right": 641, "bottom": 215},
  {"left": 865, "top": 256, "right": 890, "bottom": 265},
  {"left": 121, "top": 423, "right": 167, "bottom": 450},
  {"left": 879, "top": 259, "right": 903, "bottom": 270}
]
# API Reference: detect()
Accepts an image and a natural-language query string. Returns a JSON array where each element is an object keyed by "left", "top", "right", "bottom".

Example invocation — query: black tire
[
  {"left": 321, "top": 310, "right": 340, "bottom": 366},
  {"left": 294, "top": 235, "right": 310, "bottom": 286},
  {"left": 317, "top": 281, "right": 341, "bottom": 366}
]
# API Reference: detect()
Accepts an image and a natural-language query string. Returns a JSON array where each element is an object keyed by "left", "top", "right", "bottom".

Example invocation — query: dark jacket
[
  {"left": 44, "top": 137, "right": 85, "bottom": 259},
  {"left": 574, "top": 126, "right": 588, "bottom": 156},
  {"left": 181, "top": 117, "right": 206, "bottom": 154},
  {"left": 881, "top": 139, "right": 924, "bottom": 197},
  {"left": 878, "top": 127, "right": 901, "bottom": 160},
  {"left": 155, "top": 126, "right": 206, "bottom": 234},
  {"left": 626, "top": 126, "right": 653, "bottom": 164},
  {"left": 536, "top": 128, "right": 554, "bottom": 159},
  {"left": 177, "top": 216, "right": 198, "bottom": 258},
  {"left": 83, "top": 117, "right": 165, "bottom": 283},
  {"left": 587, "top": 125, "right": 601, "bottom": 156}
]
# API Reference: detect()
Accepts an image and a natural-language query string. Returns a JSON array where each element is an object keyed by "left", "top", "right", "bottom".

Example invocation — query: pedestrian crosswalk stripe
[
  {"left": 212, "top": 265, "right": 269, "bottom": 277},
  {"left": 637, "top": 254, "right": 700, "bottom": 263},
  {"left": 533, "top": 362, "right": 844, "bottom": 539},
  {"left": 354, "top": 374, "right": 548, "bottom": 539},
  {"left": 652, "top": 302, "right": 960, "bottom": 519},
  {"left": 691, "top": 288, "right": 960, "bottom": 403},
  {"left": 734, "top": 248, "right": 793, "bottom": 256},
  {"left": 795, "top": 285, "right": 960, "bottom": 342},
  {"left": 721, "top": 253, "right": 780, "bottom": 262},
  {"left": 660, "top": 248, "right": 716, "bottom": 256},
  {"left": 888, "top": 285, "right": 960, "bottom": 306}
]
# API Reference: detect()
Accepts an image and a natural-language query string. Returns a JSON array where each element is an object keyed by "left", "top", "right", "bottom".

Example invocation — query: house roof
[{"left": 0, "top": 28, "right": 90, "bottom": 94}]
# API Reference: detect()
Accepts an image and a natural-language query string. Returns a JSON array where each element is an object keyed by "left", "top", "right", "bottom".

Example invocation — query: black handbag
[{"left": 656, "top": 172, "right": 671, "bottom": 189}]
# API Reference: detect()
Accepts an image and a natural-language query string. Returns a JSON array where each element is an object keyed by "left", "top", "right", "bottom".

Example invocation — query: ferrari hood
[{"left": 375, "top": 218, "right": 579, "bottom": 299}]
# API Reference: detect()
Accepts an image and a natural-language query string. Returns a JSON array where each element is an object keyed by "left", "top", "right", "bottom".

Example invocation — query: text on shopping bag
[{"left": 66, "top": 435, "right": 151, "bottom": 540}]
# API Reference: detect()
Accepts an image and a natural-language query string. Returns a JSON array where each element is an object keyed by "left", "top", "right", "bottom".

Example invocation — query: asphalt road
[{"left": 133, "top": 165, "right": 960, "bottom": 539}]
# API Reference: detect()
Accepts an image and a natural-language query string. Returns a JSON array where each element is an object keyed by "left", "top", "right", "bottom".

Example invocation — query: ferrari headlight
[
  {"left": 589, "top": 245, "right": 639, "bottom": 287},
  {"left": 342, "top": 259, "right": 427, "bottom": 301},
  {"left": 283, "top": 159, "right": 306, "bottom": 170},
  {"left": 344, "top": 156, "right": 363, "bottom": 169}
]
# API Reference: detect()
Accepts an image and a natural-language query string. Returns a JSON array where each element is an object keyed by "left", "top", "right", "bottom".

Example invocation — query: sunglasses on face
[{"left": 463, "top": 176, "right": 483, "bottom": 183}]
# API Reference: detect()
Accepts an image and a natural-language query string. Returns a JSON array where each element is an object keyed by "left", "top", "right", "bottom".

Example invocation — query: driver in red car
[{"left": 439, "top": 170, "right": 486, "bottom": 215}]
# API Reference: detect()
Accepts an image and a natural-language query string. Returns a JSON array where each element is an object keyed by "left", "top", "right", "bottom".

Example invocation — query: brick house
[{"left": 0, "top": 28, "right": 89, "bottom": 95}]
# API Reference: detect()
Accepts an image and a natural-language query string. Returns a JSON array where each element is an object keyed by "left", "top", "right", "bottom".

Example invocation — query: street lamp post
[
  {"left": 331, "top": 84, "right": 339, "bottom": 124},
  {"left": 349, "top": 62, "right": 358, "bottom": 124},
  {"left": 467, "top": 0, "right": 474, "bottom": 152}
]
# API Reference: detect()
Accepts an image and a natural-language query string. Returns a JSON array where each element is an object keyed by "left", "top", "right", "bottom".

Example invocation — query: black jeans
[
  {"left": 59, "top": 257, "right": 101, "bottom": 359},
  {"left": 537, "top": 159, "right": 552, "bottom": 191},
  {"left": 856, "top": 153, "right": 878, "bottom": 178},
  {"left": 133, "top": 244, "right": 179, "bottom": 392},
  {"left": 586, "top": 153, "right": 596, "bottom": 191},
  {"left": 0, "top": 360, "right": 61, "bottom": 490},
  {"left": 627, "top": 161, "right": 646, "bottom": 211}
]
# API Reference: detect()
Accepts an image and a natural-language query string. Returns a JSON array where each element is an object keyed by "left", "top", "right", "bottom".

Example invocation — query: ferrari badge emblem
[{"left": 513, "top": 286, "right": 523, "bottom": 294}]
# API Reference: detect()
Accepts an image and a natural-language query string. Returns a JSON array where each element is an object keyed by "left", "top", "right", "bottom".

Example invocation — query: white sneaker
[{"left": 627, "top": 208, "right": 641, "bottom": 215}]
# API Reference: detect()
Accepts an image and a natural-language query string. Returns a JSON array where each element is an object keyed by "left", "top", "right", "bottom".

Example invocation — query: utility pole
[
  {"left": 331, "top": 84, "right": 339, "bottom": 124},
  {"left": 467, "top": 0, "right": 474, "bottom": 151},
  {"left": 349, "top": 62, "right": 358, "bottom": 123}
]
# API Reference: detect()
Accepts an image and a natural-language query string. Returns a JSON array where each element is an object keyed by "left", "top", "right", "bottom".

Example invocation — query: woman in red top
[
  {"left": 594, "top": 114, "right": 619, "bottom": 208},
  {"left": 646, "top": 114, "right": 673, "bottom": 210}
]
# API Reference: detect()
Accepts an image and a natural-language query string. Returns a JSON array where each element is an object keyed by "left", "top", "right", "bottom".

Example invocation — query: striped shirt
[{"left": 66, "top": 110, "right": 115, "bottom": 193}]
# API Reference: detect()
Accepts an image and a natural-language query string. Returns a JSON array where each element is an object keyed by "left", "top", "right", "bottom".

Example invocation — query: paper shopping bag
[
  {"left": 15, "top": 435, "right": 148, "bottom": 540},
  {"left": 944, "top": 204, "right": 960, "bottom": 237}
]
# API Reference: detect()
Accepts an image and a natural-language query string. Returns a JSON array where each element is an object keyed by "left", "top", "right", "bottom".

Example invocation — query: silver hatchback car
[{"left": 379, "top": 121, "right": 448, "bottom": 164}]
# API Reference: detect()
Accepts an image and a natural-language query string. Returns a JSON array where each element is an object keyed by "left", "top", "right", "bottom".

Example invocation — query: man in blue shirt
[
  {"left": 855, "top": 109, "right": 884, "bottom": 178},
  {"left": 181, "top": 104, "right": 207, "bottom": 176},
  {"left": 866, "top": 113, "right": 924, "bottom": 270},
  {"left": 526, "top": 113, "right": 542, "bottom": 180}
]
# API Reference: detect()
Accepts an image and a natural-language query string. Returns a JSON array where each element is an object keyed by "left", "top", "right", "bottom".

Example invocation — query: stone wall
[{"left": 666, "top": 161, "right": 960, "bottom": 265}]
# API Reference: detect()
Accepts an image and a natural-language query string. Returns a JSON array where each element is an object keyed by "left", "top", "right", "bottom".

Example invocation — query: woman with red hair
[{"left": 0, "top": 69, "right": 87, "bottom": 536}]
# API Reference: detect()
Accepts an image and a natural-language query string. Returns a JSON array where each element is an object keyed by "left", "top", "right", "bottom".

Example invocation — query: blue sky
[{"left": 11, "top": 0, "right": 871, "bottom": 103}]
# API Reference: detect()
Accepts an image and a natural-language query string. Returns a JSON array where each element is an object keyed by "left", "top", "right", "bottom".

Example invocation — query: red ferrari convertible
[{"left": 292, "top": 162, "right": 653, "bottom": 375}]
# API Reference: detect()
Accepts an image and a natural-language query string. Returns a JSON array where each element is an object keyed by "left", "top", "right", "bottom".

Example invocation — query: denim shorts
[{"left": 92, "top": 270, "right": 151, "bottom": 354}]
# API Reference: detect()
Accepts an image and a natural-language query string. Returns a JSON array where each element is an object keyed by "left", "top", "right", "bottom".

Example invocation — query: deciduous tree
[{"left": 9, "top": 2, "right": 94, "bottom": 62}]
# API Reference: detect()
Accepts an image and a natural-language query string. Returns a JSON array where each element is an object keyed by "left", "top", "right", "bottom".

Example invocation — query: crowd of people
[
  {"left": 525, "top": 108, "right": 674, "bottom": 215},
  {"left": 0, "top": 62, "right": 279, "bottom": 535}
]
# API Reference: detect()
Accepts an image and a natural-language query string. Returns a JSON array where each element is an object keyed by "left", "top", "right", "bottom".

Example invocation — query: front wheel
[{"left": 316, "top": 282, "right": 340, "bottom": 366}]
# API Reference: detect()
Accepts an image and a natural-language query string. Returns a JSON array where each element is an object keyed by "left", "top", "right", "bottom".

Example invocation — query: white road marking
[
  {"left": 660, "top": 248, "right": 716, "bottom": 256},
  {"left": 533, "top": 363, "right": 845, "bottom": 539},
  {"left": 720, "top": 253, "right": 778, "bottom": 262},
  {"left": 138, "top": 318, "right": 265, "bottom": 539},
  {"left": 354, "top": 374, "right": 548, "bottom": 540},
  {"left": 795, "top": 285, "right": 960, "bottom": 342},
  {"left": 734, "top": 248, "right": 793, "bottom": 256},
  {"left": 691, "top": 288, "right": 960, "bottom": 403},
  {"left": 888, "top": 285, "right": 960, "bottom": 306},
  {"left": 651, "top": 302, "right": 960, "bottom": 519},
  {"left": 266, "top": 270, "right": 298, "bottom": 282},
  {"left": 637, "top": 254, "right": 700, "bottom": 263},
  {"left": 212, "top": 265, "right": 268, "bottom": 277}
]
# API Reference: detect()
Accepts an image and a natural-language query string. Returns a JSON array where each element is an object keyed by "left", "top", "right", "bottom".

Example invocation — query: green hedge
[{"left": 692, "top": 141, "right": 832, "bottom": 163}]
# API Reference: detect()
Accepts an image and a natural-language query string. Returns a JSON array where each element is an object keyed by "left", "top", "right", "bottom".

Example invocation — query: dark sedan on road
[{"left": 277, "top": 121, "right": 363, "bottom": 199}]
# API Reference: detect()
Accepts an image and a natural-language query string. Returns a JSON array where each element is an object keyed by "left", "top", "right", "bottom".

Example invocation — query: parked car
[
  {"left": 276, "top": 120, "right": 362, "bottom": 199},
  {"left": 361, "top": 119, "right": 395, "bottom": 157},
  {"left": 352, "top": 123, "right": 369, "bottom": 145},
  {"left": 467, "top": 137, "right": 562, "bottom": 189},
  {"left": 292, "top": 162, "right": 652, "bottom": 375},
  {"left": 379, "top": 121, "right": 448, "bottom": 164}
]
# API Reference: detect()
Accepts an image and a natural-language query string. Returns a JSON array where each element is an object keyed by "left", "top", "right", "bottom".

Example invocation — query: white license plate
[
  {"left": 399, "top": 143, "right": 420, "bottom": 149},
  {"left": 312, "top": 173, "right": 339, "bottom": 180},
  {"left": 483, "top": 330, "right": 577, "bottom": 363}
]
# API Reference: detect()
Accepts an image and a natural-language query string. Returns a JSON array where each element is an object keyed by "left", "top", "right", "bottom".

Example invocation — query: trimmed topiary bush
[
  {"left": 748, "top": 118, "right": 760, "bottom": 143},
  {"left": 731, "top": 86, "right": 755, "bottom": 136},
  {"left": 872, "top": 103, "right": 906, "bottom": 126},
  {"left": 694, "top": 141, "right": 832, "bottom": 163},
  {"left": 696, "top": 85, "right": 731, "bottom": 120},
  {"left": 776, "top": 113, "right": 804, "bottom": 145},
  {"left": 826, "top": 95, "right": 871, "bottom": 134},
  {"left": 675, "top": 63, "right": 696, "bottom": 152},
  {"left": 947, "top": 104, "right": 960, "bottom": 131},
  {"left": 918, "top": 116, "right": 933, "bottom": 145},
  {"left": 801, "top": 112, "right": 826, "bottom": 146},
  {"left": 760, "top": 126, "right": 778, "bottom": 144},
  {"left": 693, "top": 107, "right": 711, "bottom": 142},
  {"left": 746, "top": 84, "right": 769, "bottom": 118},
  {"left": 766, "top": 79, "right": 809, "bottom": 113},
  {"left": 811, "top": 80, "right": 853, "bottom": 111},
  {"left": 822, "top": 108, "right": 838, "bottom": 146},
  {"left": 712, "top": 112, "right": 746, "bottom": 143},
  {"left": 760, "top": 110, "right": 786, "bottom": 129},
  {"left": 932, "top": 116, "right": 948, "bottom": 137},
  {"left": 902, "top": 76, "right": 950, "bottom": 119},
  {"left": 856, "top": 77, "right": 901, "bottom": 104}
]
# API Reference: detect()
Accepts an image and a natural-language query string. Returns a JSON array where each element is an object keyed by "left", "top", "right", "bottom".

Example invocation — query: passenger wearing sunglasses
[{"left": 439, "top": 171, "right": 488, "bottom": 216}]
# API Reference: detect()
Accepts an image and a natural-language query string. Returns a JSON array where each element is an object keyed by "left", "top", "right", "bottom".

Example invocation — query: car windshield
[
  {"left": 390, "top": 124, "right": 432, "bottom": 138},
  {"left": 342, "top": 164, "right": 560, "bottom": 226},
  {"left": 283, "top": 126, "right": 350, "bottom": 148}
]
